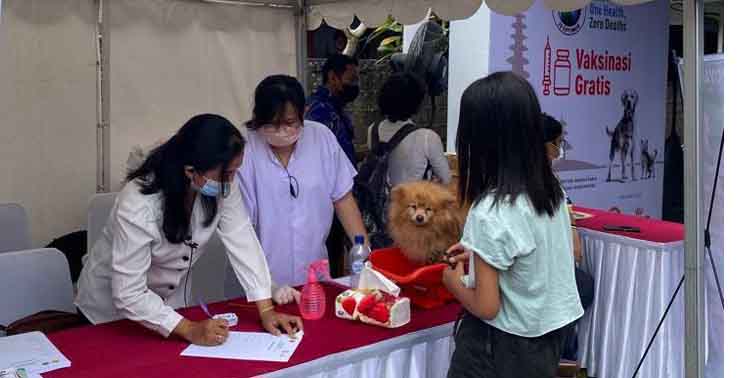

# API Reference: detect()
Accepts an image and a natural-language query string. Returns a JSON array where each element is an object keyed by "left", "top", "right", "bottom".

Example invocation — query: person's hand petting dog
[
  {"left": 441, "top": 242, "right": 471, "bottom": 293},
  {"left": 442, "top": 242, "right": 470, "bottom": 269}
]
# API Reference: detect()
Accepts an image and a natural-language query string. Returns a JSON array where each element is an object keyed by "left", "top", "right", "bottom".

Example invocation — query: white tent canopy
[
  {"left": 306, "top": 0, "right": 655, "bottom": 29},
  {"left": 204, "top": 0, "right": 662, "bottom": 29}
]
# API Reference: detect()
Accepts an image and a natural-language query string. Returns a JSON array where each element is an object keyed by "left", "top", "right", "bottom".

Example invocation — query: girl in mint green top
[{"left": 443, "top": 72, "right": 583, "bottom": 378}]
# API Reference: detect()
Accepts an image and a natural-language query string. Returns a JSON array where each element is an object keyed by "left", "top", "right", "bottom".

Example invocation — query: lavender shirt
[{"left": 238, "top": 121, "right": 357, "bottom": 286}]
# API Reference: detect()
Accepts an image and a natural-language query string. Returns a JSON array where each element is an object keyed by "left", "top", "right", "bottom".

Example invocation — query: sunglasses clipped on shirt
[{"left": 287, "top": 172, "right": 299, "bottom": 199}]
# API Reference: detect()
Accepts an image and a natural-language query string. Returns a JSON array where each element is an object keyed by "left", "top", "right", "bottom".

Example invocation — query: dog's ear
[
  {"left": 439, "top": 190, "right": 459, "bottom": 209},
  {"left": 632, "top": 91, "right": 639, "bottom": 106},
  {"left": 621, "top": 91, "right": 628, "bottom": 106},
  {"left": 390, "top": 184, "right": 406, "bottom": 204}
]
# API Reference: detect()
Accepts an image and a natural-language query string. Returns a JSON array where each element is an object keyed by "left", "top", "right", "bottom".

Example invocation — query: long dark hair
[
  {"left": 246, "top": 75, "right": 305, "bottom": 130},
  {"left": 455, "top": 72, "right": 564, "bottom": 216},
  {"left": 127, "top": 114, "right": 245, "bottom": 243}
]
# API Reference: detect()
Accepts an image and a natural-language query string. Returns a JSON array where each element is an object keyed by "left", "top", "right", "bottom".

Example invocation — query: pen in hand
[{"left": 198, "top": 299, "right": 213, "bottom": 318}]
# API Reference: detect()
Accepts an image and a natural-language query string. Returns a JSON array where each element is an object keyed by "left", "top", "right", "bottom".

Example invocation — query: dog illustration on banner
[
  {"left": 640, "top": 139, "right": 658, "bottom": 179},
  {"left": 605, "top": 90, "right": 639, "bottom": 182}
]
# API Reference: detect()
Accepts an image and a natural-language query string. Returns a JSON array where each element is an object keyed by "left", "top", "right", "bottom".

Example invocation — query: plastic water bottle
[
  {"left": 299, "top": 262, "right": 327, "bottom": 320},
  {"left": 349, "top": 235, "right": 370, "bottom": 288}
]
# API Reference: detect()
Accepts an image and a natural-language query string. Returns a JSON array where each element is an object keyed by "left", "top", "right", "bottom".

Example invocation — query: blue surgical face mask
[
  {"left": 199, "top": 178, "right": 221, "bottom": 197},
  {"left": 194, "top": 176, "right": 228, "bottom": 198}
]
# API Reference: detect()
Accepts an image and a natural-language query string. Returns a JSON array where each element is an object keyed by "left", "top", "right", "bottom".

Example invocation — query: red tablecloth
[
  {"left": 573, "top": 206, "right": 684, "bottom": 243},
  {"left": 46, "top": 282, "right": 461, "bottom": 378}
]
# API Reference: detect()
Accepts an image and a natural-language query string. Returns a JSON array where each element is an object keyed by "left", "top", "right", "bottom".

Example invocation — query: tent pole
[
  {"left": 296, "top": 0, "right": 308, "bottom": 91},
  {"left": 717, "top": 5, "right": 723, "bottom": 53},
  {"left": 201, "top": 0, "right": 296, "bottom": 9},
  {"left": 95, "top": 0, "right": 111, "bottom": 193},
  {"left": 683, "top": 0, "right": 705, "bottom": 377}
]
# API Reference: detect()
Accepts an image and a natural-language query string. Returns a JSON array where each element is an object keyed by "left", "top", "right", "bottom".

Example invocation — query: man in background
[
  {"left": 306, "top": 54, "right": 360, "bottom": 165},
  {"left": 306, "top": 53, "right": 361, "bottom": 276}
]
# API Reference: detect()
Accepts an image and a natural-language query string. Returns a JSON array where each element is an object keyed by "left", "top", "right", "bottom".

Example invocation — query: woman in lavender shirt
[{"left": 238, "top": 75, "right": 369, "bottom": 305}]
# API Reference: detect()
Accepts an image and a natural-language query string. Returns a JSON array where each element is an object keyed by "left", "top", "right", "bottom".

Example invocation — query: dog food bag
[{"left": 335, "top": 289, "right": 411, "bottom": 328}]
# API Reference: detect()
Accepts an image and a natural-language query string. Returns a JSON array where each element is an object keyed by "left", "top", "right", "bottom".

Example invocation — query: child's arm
[{"left": 442, "top": 246, "right": 501, "bottom": 320}]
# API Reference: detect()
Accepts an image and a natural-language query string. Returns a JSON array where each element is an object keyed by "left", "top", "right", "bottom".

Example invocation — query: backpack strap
[
  {"left": 383, "top": 121, "right": 425, "bottom": 153},
  {"left": 376, "top": 121, "right": 432, "bottom": 179},
  {"left": 370, "top": 121, "right": 382, "bottom": 152}
]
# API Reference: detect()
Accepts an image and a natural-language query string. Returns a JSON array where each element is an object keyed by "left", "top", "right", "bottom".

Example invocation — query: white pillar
[
  {"left": 446, "top": 4, "right": 493, "bottom": 153},
  {"left": 296, "top": 0, "right": 308, "bottom": 91}
]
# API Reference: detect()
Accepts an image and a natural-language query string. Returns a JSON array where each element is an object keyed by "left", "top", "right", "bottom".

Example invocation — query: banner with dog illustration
[{"left": 488, "top": 0, "right": 669, "bottom": 218}]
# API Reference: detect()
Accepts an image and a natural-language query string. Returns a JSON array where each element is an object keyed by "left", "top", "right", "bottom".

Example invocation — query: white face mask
[
  {"left": 548, "top": 142, "right": 563, "bottom": 161},
  {"left": 260, "top": 125, "right": 301, "bottom": 147},
  {"left": 555, "top": 144, "right": 564, "bottom": 161}
]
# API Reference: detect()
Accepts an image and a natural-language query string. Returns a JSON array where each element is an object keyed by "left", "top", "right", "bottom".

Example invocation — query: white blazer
[{"left": 75, "top": 179, "right": 272, "bottom": 337}]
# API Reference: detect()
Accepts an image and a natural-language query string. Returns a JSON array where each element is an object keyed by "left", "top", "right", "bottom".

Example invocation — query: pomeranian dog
[{"left": 387, "top": 181, "right": 467, "bottom": 265}]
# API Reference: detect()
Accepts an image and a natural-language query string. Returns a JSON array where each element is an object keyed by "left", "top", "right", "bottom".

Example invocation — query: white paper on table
[
  {"left": 180, "top": 331, "right": 304, "bottom": 362},
  {"left": 0, "top": 368, "right": 44, "bottom": 378},
  {"left": 0, "top": 331, "right": 71, "bottom": 374}
]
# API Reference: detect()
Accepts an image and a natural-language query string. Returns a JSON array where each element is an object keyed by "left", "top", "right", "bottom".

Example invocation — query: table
[
  {"left": 574, "top": 207, "right": 685, "bottom": 378},
  {"left": 45, "top": 281, "right": 461, "bottom": 378}
]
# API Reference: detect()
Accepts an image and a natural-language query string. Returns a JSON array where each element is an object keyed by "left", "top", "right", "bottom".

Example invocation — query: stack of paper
[
  {"left": 0, "top": 331, "right": 71, "bottom": 375},
  {"left": 181, "top": 331, "right": 304, "bottom": 362},
  {"left": 0, "top": 367, "right": 43, "bottom": 378}
]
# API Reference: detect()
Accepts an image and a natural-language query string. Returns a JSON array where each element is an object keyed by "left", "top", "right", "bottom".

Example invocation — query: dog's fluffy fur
[{"left": 387, "top": 181, "right": 467, "bottom": 265}]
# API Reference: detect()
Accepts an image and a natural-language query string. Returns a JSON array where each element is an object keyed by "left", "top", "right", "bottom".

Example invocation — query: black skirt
[{"left": 447, "top": 313, "right": 568, "bottom": 378}]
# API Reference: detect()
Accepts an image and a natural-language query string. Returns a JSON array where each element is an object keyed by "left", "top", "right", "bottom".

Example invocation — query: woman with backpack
[
  {"left": 356, "top": 74, "right": 452, "bottom": 248},
  {"left": 366, "top": 73, "right": 451, "bottom": 187}
]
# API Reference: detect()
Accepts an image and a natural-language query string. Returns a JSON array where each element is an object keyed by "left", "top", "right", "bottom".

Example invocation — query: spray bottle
[{"left": 299, "top": 259, "right": 330, "bottom": 320}]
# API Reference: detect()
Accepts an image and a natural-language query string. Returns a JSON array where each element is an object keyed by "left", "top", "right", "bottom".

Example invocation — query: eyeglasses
[
  {"left": 271, "top": 150, "right": 299, "bottom": 199},
  {"left": 547, "top": 142, "right": 562, "bottom": 152},
  {"left": 288, "top": 174, "right": 299, "bottom": 199},
  {"left": 279, "top": 164, "right": 299, "bottom": 199}
]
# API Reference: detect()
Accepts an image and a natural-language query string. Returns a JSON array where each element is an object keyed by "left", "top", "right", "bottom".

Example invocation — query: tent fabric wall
[
  {"left": 0, "top": 0, "right": 97, "bottom": 246},
  {"left": 108, "top": 0, "right": 296, "bottom": 189}
]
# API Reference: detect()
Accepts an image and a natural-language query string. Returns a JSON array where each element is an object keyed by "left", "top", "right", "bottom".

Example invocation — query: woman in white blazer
[{"left": 76, "top": 114, "right": 301, "bottom": 346}]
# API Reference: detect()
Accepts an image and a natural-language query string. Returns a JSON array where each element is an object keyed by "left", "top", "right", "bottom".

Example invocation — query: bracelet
[{"left": 259, "top": 305, "right": 275, "bottom": 315}]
